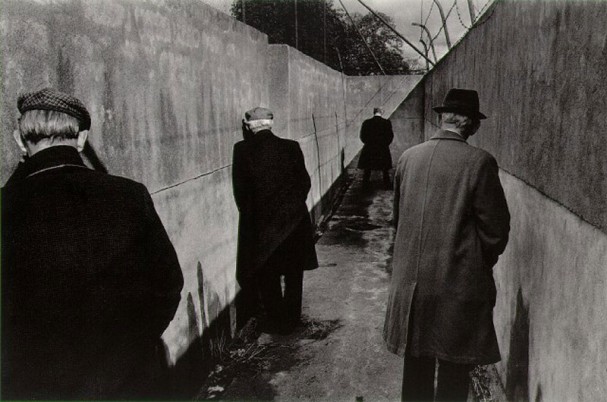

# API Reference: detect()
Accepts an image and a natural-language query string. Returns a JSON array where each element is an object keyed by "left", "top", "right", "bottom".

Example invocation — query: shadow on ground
[{"left": 194, "top": 317, "right": 342, "bottom": 401}]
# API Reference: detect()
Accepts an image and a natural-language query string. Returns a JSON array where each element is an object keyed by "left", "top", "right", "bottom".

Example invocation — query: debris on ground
[
  {"left": 471, "top": 365, "right": 495, "bottom": 401},
  {"left": 194, "top": 316, "right": 342, "bottom": 400}
]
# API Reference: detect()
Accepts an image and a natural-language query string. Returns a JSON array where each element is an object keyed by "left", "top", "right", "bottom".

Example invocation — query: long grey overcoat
[{"left": 384, "top": 130, "right": 510, "bottom": 365}]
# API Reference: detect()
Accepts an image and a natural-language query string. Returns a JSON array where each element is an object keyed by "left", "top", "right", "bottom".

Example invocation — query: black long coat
[
  {"left": 232, "top": 130, "right": 318, "bottom": 285},
  {"left": 1, "top": 146, "right": 184, "bottom": 399},
  {"left": 358, "top": 115, "right": 394, "bottom": 170}
]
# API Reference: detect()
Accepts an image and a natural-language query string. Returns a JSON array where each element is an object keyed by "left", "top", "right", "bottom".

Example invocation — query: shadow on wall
[
  {"left": 506, "top": 288, "right": 530, "bottom": 401},
  {"left": 169, "top": 262, "right": 233, "bottom": 399},
  {"left": 535, "top": 383, "right": 543, "bottom": 402}
]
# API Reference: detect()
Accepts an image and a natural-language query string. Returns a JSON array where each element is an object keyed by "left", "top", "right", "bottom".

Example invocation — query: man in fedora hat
[
  {"left": 358, "top": 107, "right": 394, "bottom": 189},
  {"left": 383, "top": 88, "right": 510, "bottom": 401},
  {"left": 232, "top": 107, "right": 318, "bottom": 334},
  {"left": 1, "top": 88, "right": 184, "bottom": 399}
]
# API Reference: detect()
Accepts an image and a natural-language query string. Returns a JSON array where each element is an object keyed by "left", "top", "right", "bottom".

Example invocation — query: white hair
[
  {"left": 19, "top": 109, "right": 80, "bottom": 144},
  {"left": 246, "top": 118, "right": 274, "bottom": 133},
  {"left": 441, "top": 112, "right": 475, "bottom": 130}
]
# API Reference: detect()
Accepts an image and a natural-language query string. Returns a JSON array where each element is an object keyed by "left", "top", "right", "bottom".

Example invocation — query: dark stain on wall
[
  {"left": 506, "top": 289, "right": 530, "bottom": 401},
  {"left": 197, "top": 262, "right": 207, "bottom": 328},
  {"left": 56, "top": 47, "right": 75, "bottom": 96},
  {"left": 535, "top": 383, "right": 543, "bottom": 402}
]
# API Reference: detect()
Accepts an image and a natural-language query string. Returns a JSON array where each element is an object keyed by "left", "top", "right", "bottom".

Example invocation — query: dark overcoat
[
  {"left": 384, "top": 130, "right": 510, "bottom": 364},
  {"left": 232, "top": 130, "right": 318, "bottom": 284},
  {"left": 1, "top": 146, "right": 184, "bottom": 399},
  {"left": 358, "top": 115, "right": 394, "bottom": 170}
]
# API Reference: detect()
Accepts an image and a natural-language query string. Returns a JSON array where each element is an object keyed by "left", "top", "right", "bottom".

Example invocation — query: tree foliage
[{"left": 230, "top": 0, "right": 409, "bottom": 75}]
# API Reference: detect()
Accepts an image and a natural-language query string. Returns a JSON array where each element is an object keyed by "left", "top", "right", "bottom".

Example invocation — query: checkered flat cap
[{"left": 18, "top": 88, "right": 91, "bottom": 131}]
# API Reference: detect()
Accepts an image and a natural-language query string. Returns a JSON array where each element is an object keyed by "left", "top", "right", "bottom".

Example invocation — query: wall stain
[
  {"left": 506, "top": 289, "right": 530, "bottom": 402},
  {"left": 56, "top": 47, "right": 74, "bottom": 95}
]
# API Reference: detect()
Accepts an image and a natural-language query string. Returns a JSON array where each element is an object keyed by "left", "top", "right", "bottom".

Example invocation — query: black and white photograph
[{"left": 1, "top": 0, "right": 606, "bottom": 400}]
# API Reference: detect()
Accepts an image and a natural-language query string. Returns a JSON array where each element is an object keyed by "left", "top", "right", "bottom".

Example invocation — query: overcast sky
[{"left": 202, "top": 0, "right": 495, "bottom": 68}]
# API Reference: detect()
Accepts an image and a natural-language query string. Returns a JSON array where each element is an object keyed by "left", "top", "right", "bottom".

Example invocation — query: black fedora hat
[{"left": 433, "top": 88, "right": 487, "bottom": 120}]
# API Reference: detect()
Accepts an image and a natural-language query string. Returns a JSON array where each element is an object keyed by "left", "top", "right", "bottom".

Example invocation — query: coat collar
[
  {"left": 429, "top": 129, "right": 467, "bottom": 143},
  {"left": 251, "top": 129, "right": 277, "bottom": 141},
  {"left": 22, "top": 146, "right": 87, "bottom": 178}
]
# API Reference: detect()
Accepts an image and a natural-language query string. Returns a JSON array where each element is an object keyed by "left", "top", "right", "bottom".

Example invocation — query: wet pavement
[{"left": 196, "top": 168, "right": 402, "bottom": 401}]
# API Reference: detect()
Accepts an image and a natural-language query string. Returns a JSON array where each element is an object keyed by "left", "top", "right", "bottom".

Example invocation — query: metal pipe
[
  {"left": 432, "top": 0, "right": 451, "bottom": 48},
  {"left": 419, "top": 40, "right": 429, "bottom": 70},
  {"left": 354, "top": 0, "right": 435, "bottom": 66},
  {"left": 466, "top": 0, "right": 475, "bottom": 23},
  {"left": 412, "top": 22, "right": 437, "bottom": 62}
]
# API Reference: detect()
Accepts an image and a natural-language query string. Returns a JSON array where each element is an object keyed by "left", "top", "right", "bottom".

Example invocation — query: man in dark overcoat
[
  {"left": 232, "top": 107, "right": 318, "bottom": 334},
  {"left": 1, "top": 88, "right": 184, "bottom": 399},
  {"left": 358, "top": 107, "right": 394, "bottom": 188},
  {"left": 383, "top": 89, "right": 510, "bottom": 401}
]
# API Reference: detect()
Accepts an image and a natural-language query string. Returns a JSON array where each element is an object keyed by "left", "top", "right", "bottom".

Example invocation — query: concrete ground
[{"left": 197, "top": 168, "right": 403, "bottom": 401}]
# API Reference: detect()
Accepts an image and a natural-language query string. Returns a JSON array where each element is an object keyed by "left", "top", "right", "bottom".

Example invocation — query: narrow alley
[{"left": 196, "top": 168, "right": 402, "bottom": 401}]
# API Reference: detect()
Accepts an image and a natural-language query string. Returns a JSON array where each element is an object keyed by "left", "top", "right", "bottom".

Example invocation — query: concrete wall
[
  {"left": 268, "top": 45, "right": 347, "bottom": 222},
  {"left": 496, "top": 172, "right": 607, "bottom": 402},
  {"left": 389, "top": 81, "right": 426, "bottom": 163},
  {"left": 1, "top": 0, "right": 420, "bottom": 390},
  {"left": 391, "top": 0, "right": 607, "bottom": 399},
  {"left": 1, "top": 0, "right": 269, "bottom": 371}
]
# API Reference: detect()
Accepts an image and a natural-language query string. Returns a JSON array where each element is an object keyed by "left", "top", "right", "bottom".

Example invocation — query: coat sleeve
[
  {"left": 385, "top": 119, "right": 394, "bottom": 145},
  {"left": 232, "top": 143, "right": 252, "bottom": 214},
  {"left": 360, "top": 120, "right": 371, "bottom": 144},
  {"left": 141, "top": 185, "right": 184, "bottom": 337},
  {"left": 293, "top": 143, "right": 312, "bottom": 203},
  {"left": 472, "top": 155, "right": 511, "bottom": 268}
]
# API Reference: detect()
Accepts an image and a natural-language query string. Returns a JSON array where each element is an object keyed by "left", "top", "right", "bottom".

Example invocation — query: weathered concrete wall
[
  {"left": 1, "top": 0, "right": 269, "bottom": 371},
  {"left": 1, "top": 0, "right": 420, "bottom": 390},
  {"left": 268, "top": 45, "right": 347, "bottom": 221},
  {"left": 389, "top": 81, "right": 426, "bottom": 163},
  {"left": 391, "top": 0, "right": 607, "bottom": 398},
  {"left": 421, "top": 0, "right": 607, "bottom": 233},
  {"left": 495, "top": 172, "right": 607, "bottom": 402}
]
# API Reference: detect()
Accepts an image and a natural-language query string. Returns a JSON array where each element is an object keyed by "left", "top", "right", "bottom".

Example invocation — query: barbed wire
[
  {"left": 456, "top": 0, "right": 497, "bottom": 31},
  {"left": 411, "top": 0, "right": 498, "bottom": 67},
  {"left": 422, "top": 0, "right": 436, "bottom": 31},
  {"left": 471, "top": 0, "right": 498, "bottom": 28},
  {"left": 455, "top": 0, "right": 472, "bottom": 30},
  {"left": 430, "top": 0, "right": 457, "bottom": 43}
]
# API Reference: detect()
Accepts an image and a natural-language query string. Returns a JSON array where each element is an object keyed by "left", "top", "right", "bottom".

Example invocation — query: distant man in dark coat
[
  {"left": 383, "top": 89, "right": 510, "bottom": 401},
  {"left": 1, "top": 88, "right": 184, "bottom": 400},
  {"left": 232, "top": 107, "right": 318, "bottom": 334},
  {"left": 358, "top": 107, "right": 394, "bottom": 188}
]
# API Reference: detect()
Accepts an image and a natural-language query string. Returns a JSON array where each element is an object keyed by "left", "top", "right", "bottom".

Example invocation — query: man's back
[
  {"left": 393, "top": 130, "right": 509, "bottom": 295},
  {"left": 1, "top": 147, "right": 183, "bottom": 399},
  {"left": 361, "top": 116, "right": 393, "bottom": 145},
  {"left": 232, "top": 130, "right": 312, "bottom": 274},
  {"left": 386, "top": 130, "right": 509, "bottom": 362}
]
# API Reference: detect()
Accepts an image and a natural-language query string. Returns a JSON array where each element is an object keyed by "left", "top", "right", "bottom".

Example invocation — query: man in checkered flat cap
[
  {"left": 1, "top": 88, "right": 183, "bottom": 399},
  {"left": 232, "top": 107, "right": 318, "bottom": 334}
]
